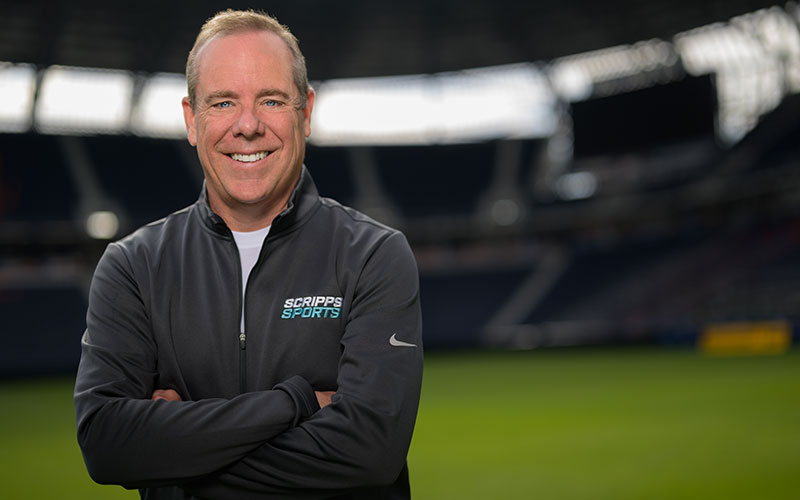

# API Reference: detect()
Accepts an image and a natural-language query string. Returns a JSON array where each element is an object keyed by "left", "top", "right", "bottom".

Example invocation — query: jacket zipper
[
  {"left": 232, "top": 228, "right": 273, "bottom": 395},
  {"left": 231, "top": 237, "right": 247, "bottom": 394},
  {"left": 239, "top": 331, "right": 247, "bottom": 394}
]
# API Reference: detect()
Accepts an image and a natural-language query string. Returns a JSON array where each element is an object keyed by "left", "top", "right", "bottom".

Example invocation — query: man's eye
[
  {"left": 213, "top": 101, "right": 232, "bottom": 109},
  {"left": 264, "top": 100, "right": 282, "bottom": 107}
]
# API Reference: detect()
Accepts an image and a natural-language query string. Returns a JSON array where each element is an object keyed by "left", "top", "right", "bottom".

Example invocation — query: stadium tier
[{"left": 2, "top": 83, "right": 800, "bottom": 377}]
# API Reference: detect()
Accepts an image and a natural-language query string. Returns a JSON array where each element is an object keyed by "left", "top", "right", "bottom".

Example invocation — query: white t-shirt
[{"left": 231, "top": 226, "right": 271, "bottom": 332}]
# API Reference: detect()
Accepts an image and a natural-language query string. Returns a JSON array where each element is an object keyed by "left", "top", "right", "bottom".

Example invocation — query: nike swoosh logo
[{"left": 389, "top": 333, "right": 417, "bottom": 347}]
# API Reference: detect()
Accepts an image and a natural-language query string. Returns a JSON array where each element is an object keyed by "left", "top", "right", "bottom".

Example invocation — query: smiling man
[
  {"left": 183, "top": 26, "right": 312, "bottom": 232},
  {"left": 74, "top": 9, "right": 423, "bottom": 500}
]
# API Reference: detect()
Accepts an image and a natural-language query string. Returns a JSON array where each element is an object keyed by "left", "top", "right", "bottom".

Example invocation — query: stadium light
[
  {"left": 489, "top": 199, "right": 521, "bottom": 226},
  {"left": 675, "top": 7, "right": 800, "bottom": 143},
  {"left": 85, "top": 210, "right": 120, "bottom": 240},
  {"left": 549, "top": 39, "right": 679, "bottom": 101},
  {"left": 130, "top": 72, "right": 187, "bottom": 138},
  {"left": 35, "top": 66, "right": 134, "bottom": 135},
  {"left": 437, "top": 64, "right": 557, "bottom": 143},
  {"left": 554, "top": 172, "right": 598, "bottom": 201},
  {"left": 0, "top": 62, "right": 36, "bottom": 132},
  {"left": 311, "top": 75, "right": 432, "bottom": 145},
  {"left": 310, "top": 64, "right": 557, "bottom": 146}
]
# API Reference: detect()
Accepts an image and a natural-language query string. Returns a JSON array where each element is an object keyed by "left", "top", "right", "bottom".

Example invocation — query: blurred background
[
  {"left": 1, "top": 0, "right": 799, "bottom": 498},
  {"left": 2, "top": 0, "right": 799, "bottom": 367}
]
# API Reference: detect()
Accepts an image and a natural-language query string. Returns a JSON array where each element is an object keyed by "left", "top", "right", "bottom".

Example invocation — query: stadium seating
[
  {"left": 0, "top": 133, "right": 78, "bottom": 222},
  {"left": 2, "top": 92, "right": 800, "bottom": 375}
]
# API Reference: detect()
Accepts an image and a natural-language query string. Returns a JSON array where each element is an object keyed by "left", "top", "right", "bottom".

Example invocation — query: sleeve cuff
[{"left": 273, "top": 375, "right": 319, "bottom": 426}]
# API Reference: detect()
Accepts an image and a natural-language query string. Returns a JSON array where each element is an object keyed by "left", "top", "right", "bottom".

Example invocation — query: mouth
[{"left": 227, "top": 151, "right": 271, "bottom": 163}]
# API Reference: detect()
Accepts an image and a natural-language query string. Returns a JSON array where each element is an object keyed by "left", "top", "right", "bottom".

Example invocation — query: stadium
[{"left": 1, "top": 0, "right": 798, "bottom": 498}]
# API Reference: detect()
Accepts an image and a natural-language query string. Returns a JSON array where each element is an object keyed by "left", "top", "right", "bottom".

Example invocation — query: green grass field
[{"left": 1, "top": 347, "right": 798, "bottom": 499}]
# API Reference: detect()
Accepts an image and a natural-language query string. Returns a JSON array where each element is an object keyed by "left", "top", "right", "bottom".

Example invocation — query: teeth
[{"left": 230, "top": 151, "right": 269, "bottom": 162}]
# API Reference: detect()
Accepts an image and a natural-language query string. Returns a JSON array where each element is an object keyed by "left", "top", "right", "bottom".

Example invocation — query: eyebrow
[
  {"left": 204, "top": 90, "right": 237, "bottom": 105},
  {"left": 204, "top": 88, "right": 294, "bottom": 105},
  {"left": 257, "top": 88, "right": 293, "bottom": 101}
]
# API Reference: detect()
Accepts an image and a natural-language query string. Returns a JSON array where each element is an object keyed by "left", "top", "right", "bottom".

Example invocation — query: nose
[{"left": 232, "top": 105, "right": 265, "bottom": 138}]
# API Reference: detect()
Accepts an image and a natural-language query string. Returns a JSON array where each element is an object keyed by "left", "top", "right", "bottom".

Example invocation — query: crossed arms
[{"left": 74, "top": 232, "right": 423, "bottom": 498}]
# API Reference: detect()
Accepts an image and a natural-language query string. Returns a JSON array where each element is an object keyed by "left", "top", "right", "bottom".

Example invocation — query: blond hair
[{"left": 185, "top": 9, "right": 311, "bottom": 110}]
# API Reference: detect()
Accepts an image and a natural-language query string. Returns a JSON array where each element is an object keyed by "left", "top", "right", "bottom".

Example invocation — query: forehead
[{"left": 194, "top": 30, "right": 295, "bottom": 94}]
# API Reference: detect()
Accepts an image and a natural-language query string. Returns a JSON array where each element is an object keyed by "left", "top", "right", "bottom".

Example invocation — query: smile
[{"left": 229, "top": 151, "right": 270, "bottom": 162}]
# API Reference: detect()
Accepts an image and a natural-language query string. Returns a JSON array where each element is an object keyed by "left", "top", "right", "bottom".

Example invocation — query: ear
[
  {"left": 182, "top": 96, "right": 198, "bottom": 146},
  {"left": 302, "top": 88, "right": 315, "bottom": 138}
]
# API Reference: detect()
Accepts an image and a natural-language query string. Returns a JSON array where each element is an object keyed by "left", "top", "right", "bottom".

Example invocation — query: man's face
[{"left": 182, "top": 30, "right": 314, "bottom": 226}]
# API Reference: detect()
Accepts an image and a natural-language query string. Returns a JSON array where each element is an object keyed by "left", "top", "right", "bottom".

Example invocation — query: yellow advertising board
[{"left": 699, "top": 320, "right": 792, "bottom": 355}]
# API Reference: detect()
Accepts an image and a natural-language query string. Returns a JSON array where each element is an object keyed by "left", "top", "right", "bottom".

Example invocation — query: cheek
[{"left": 197, "top": 121, "right": 229, "bottom": 150}]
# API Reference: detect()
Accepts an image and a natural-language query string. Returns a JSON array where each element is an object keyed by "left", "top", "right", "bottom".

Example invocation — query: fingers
[
  {"left": 151, "top": 389, "right": 182, "bottom": 401},
  {"left": 315, "top": 390, "right": 335, "bottom": 408}
]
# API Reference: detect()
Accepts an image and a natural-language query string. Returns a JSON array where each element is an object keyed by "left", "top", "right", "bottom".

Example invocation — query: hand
[
  {"left": 315, "top": 391, "right": 335, "bottom": 408},
  {"left": 151, "top": 389, "right": 182, "bottom": 402}
]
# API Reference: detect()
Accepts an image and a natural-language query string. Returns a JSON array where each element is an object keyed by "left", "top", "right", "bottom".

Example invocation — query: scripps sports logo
[{"left": 281, "top": 296, "right": 343, "bottom": 319}]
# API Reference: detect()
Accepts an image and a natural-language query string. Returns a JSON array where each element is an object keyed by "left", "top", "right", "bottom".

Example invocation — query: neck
[
  {"left": 207, "top": 193, "right": 288, "bottom": 232},
  {"left": 221, "top": 208, "right": 280, "bottom": 232}
]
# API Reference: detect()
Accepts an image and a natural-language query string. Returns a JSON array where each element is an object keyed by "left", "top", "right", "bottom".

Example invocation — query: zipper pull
[{"left": 239, "top": 332, "right": 246, "bottom": 350}]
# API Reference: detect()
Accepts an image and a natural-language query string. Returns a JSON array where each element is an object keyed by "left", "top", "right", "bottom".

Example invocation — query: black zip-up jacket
[{"left": 74, "top": 167, "right": 423, "bottom": 499}]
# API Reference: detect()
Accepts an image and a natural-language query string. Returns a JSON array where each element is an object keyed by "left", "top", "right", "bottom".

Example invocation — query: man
[{"left": 74, "top": 9, "right": 423, "bottom": 500}]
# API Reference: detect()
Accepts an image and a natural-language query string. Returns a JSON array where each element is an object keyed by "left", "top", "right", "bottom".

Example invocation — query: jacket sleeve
[
  {"left": 74, "top": 242, "right": 319, "bottom": 489},
  {"left": 184, "top": 231, "right": 424, "bottom": 498}
]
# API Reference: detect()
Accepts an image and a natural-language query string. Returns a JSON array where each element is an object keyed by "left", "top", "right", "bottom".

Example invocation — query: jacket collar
[{"left": 196, "top": 165, "right": 321, "bottom": 236}]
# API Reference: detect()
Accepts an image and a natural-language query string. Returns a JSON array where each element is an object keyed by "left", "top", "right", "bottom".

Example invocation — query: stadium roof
[{"left": 0, "top": 0, "right": 785, "bottom": 79}]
